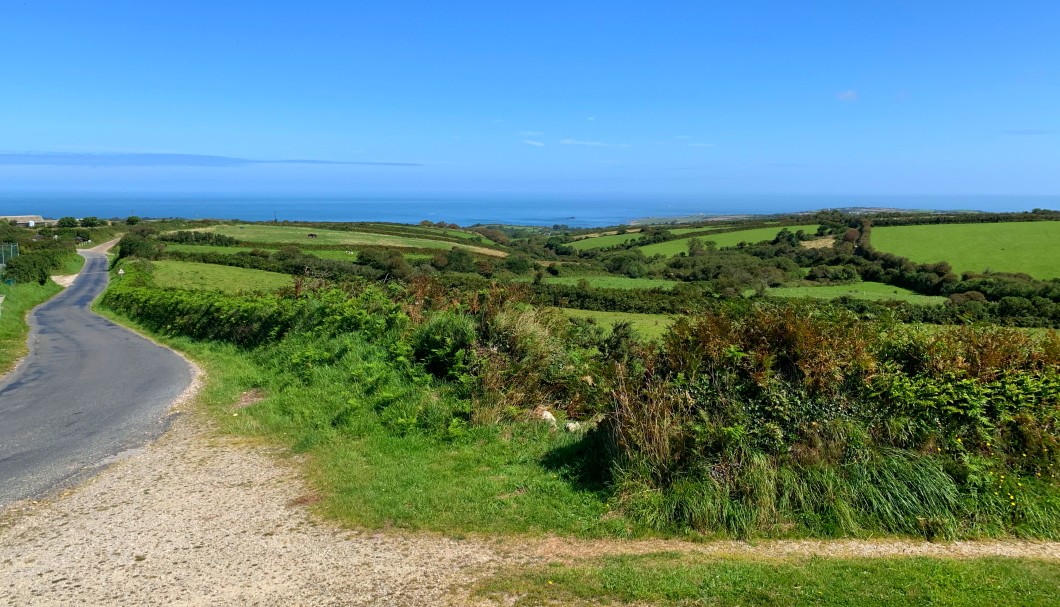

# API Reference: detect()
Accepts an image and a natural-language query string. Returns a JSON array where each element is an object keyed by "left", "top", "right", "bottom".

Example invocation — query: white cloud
[
  {"left": 560, "top": 138, "right": 629, "bottom": 148},
  {"left": 836, "top": 89, "right": 859, "bottom": 102},
  {"left": 523, "top": 140, "right": 545, "bottom": 147}
]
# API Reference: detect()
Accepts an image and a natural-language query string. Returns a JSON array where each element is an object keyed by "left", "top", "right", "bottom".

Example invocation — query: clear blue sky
[{"left": 2, "top": 1, "right": 1058, "bottom": 196}]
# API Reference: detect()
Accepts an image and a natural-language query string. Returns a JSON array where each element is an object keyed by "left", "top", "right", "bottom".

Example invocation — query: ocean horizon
[{"left": 2, "top": 193, "right": 1058, "bottom": 228}]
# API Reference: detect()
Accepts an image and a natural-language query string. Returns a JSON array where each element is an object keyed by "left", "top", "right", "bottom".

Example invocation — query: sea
[{"left": 2, "top": 193, "right": 1057, "bottom": 228}]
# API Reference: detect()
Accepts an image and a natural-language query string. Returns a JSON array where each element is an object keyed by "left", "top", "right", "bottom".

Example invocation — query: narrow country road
[{"left": 0, "top": 245, "right": 192, "bottom": 507}]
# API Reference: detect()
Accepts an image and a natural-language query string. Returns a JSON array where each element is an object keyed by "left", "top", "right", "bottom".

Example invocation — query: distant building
[{"left": 1, "top": 215, "right": 58, "bottom": 228}]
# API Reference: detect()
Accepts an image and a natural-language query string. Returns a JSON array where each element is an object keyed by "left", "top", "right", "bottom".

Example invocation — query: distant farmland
[
  {"left": 638, "top": 224, "right": 819, "bottom": 257},
  {"left": 196, "top": 224, "right": 506, "bottom": 257},
  {"left": 871, "top": 222, "right": 1060, "bottom": 279},
  {"left": 769, "top": 281, "right": 947, "bottom": 304}
]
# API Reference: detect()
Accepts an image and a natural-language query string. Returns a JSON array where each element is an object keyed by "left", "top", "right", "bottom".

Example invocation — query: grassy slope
[
  {"left": 197, "top": 224, "right": 505, "bottom": 257},
  {"left": 638, "top": 224, "right": 819, "bottom": 257},
  {"left": 560, "top": 308, "right": 673, "bottom": 339},
  {"left": 0, "top": 281, "right": 62, "bottom": 375},
  {"left": 871, "top": 222, "right": 1060, "bottom": 279},
  {"left": 151, "top": 260, "right": 292, "bottom": 292},
  {"left": 476, "top": 553, "right": 1060, "bottom": 607},
  {"left": 769, "top": 282, "right": 947, "bottom": 304}
]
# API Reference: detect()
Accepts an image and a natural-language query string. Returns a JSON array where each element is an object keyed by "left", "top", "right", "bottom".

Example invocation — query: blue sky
[{"left": 1, "top": 1, "right": 1058, "bottom": 196}]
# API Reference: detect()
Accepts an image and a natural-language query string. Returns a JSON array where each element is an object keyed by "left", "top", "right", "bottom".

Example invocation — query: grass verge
[
  {"left": 0, "top": 281, "right": 62, "bottom": 375},
  {"left": 474, "top": 553, "right": 1060, "bottom": 606}
]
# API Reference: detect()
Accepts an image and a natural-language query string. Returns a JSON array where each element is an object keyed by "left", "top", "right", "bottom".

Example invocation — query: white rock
[
  {"left": 538, "top": 409, "right": 557, "bottom": 426},
  {"left": 564, "top": 421, "right": 582, "bottom": 433}
]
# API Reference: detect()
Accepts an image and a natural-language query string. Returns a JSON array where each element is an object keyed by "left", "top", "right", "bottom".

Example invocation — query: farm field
[
  {"left": 570, "top": 227, "right": 724, "bottom": 250},
  {"left": 520, "top": 275, "right": 680, "bottom": 290},
  {"left": 638, "top": 224, "right": 819, "bottom": 257},
  {"left": 150, "top": 260, "right": 292, "bottom": 292},
  {"left": 871, "top": 222, "right": 1060, "bottom": 279},
  {"left": 769, "top": 281, "right": 947, "bottom": 304},
  {"left": 196, "top": 224, "right": 506, "bottom": 257},
  {"left": 560, "top": 308, "right": 673, "bottom": 339},
  {"left": 163, "top": 243, "right": 432, "bottom": 263},
  {"left": 569, "top": 232, "right": 645, "bottom": 250}
]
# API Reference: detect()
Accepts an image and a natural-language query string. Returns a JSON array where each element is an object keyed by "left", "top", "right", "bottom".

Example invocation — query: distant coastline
[{"left": 1, "top": 192, "right": 1057, "bottom": 228}]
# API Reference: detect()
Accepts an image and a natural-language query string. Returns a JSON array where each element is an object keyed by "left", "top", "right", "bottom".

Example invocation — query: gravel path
[{"left": 0, "top": 368, "right": 512, "bottom": 606}]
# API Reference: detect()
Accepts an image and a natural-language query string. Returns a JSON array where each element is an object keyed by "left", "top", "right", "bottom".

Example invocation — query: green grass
[
  {"left": 151, "top": 260, "right": 292, "bottom": 292},
  {"left": 560, "top": 308, "right": 673, "bottom": 339},
  {"left": 196, "top": 224, "right": 505, "bottom": 257},
  {"left": 769, "top": 282, "right": 947, "bottom": 304},
  {"left": 57, "top": 253, "right": 86, "bottom": 275},
  {"left": 475, "top": 553, "right": 1060, "bottom": 606},
  {"left": 0, "top": 280, "right": 62, "bottom": 375},
  {"left": 871, "top": 222, "right": 1060, "bottom": 279},
  {"left": 570, "top": 232, "right": 647, "bottom": 250},
  {"left": 638, "top": 224, "right": 819, "bottom": 257},
  {"left": 518, "top": 275, "right": 680, "bottom": 290}
]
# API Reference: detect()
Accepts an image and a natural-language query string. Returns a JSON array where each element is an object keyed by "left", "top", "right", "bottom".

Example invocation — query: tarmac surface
[{"left": 0, "top": 247, "right": 192, "bottom": 507}]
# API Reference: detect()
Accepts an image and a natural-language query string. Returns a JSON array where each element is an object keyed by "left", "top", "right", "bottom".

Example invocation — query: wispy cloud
[
  {"left": 1004, "top": 129, "right": 1053, "bottom": 136},
  {"left": 523, "top": 140, "right": 545, "bottom": 147},
  {"left": 836, "top": 89, "right": 859, "bottom": 102},
  {"left": 0, "top": 152, "right": 419, "bottom": 167},
  {"left": 559, "top": 138, "right": 629, "bottom": 148}
]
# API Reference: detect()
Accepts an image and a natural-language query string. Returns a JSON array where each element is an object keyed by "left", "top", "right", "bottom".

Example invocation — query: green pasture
[
  {"left": 150, "top": 260, "right": 292, "bottom": 292},
  {"left": 570, "top": 232, "right": 645, "bottom": 250},
  {"left": 560, "top": 308, "right": 673, "bottom": 339},
  {"left": 163, "top": 242, "right": 432, "bottom": 264},
  {"left": 769, "top": 281, "right": 947, "bottom": 304},
  {"left": 196, "top": 224, "right": 505, "bottom": 257},
  {"left": 638, "top": 224, "right": 819, "bottom": 257},
  {"left": 519, "top": 275, "right": 680, "bottom": 290},
  {"left": 871, "top": 222, "right": 1060, "bottom": 279},
  {"left": 570, "top": 226, "right": 724, "bottom": 250}
]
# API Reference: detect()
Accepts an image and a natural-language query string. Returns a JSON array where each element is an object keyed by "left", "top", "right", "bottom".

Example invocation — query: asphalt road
[{"left": 0, "top": 248, "right": 192, "bottom": 507}]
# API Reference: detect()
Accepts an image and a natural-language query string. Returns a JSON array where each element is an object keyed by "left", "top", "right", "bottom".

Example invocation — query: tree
[
  {"left": 125, "top": 216, "right": 142, "bottom": 225},
  {"left": 57, "top": 217, "right": 78, "bottom": 228},
  {"left": 79, "top": 216, "right": 104, "bottom": 227}
]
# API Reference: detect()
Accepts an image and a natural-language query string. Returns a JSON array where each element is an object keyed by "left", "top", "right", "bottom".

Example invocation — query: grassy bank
[
  {"left": 475, "top": 553, "right": 1060, "bottom": 606},
  {"left": 98, "top": 308, "right": 636, "bottom": 537},
  {"left": 0, "top": 281, "right": 62, "bottom": 375}
]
